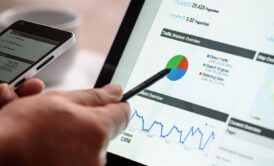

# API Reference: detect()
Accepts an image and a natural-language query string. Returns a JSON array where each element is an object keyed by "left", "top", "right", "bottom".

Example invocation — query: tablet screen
[{"left": 108, "top": 0, "right": 274, "bottom": 165}]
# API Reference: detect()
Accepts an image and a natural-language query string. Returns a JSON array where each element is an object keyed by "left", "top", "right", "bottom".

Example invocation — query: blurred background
[
  {"left": 0, "top": 0, "right": 129, "bottom": 56},
  {"left": 0, "top": 0, "right": 130, "bottom": 89}
]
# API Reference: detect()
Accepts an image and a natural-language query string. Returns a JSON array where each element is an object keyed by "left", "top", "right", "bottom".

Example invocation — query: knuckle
[
  {"left": 89, "top": 89, "right": 106, "bottom": 106},
  {"left": 0, "top": 83, "right": 9, "bottom": 90},
  {"left": 48, "top": 96, "right": 64, "bottom": 104},
  {"left": 42, "top": 92, "right": 67, "bottom": 106},
  {"left": 0, "top": 84, "right": 10, "bottom": 94},
  {"left": 44, "top": 91, "right": 61, "bottom": 97}
]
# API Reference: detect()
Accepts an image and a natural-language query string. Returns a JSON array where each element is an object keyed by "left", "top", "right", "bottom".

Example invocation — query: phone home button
[{"left": 37, "top": 56, "right": 55, "bottom": 70}]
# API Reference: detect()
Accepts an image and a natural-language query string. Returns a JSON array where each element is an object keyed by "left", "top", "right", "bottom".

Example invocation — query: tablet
[{"left": 95, "top": 0, "right": 274, "bottom": 165}]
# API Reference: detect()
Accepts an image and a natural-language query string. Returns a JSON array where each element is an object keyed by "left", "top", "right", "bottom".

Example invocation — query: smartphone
[{"left": 0, "top": 20, "right": 76, "bottom": 88}]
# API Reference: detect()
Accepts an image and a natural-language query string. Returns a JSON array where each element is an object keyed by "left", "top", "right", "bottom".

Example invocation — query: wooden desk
[{"left": 0, "top": 0, "right": 129, "bottom": 55}]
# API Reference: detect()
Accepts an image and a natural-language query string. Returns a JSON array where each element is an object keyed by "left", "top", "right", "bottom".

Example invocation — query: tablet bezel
[
  {"left": 95, "top": 0, "right": 144, "bottom": 89},
  {"left": 94, "top": 0, "right": 145, "bottom": 165}
]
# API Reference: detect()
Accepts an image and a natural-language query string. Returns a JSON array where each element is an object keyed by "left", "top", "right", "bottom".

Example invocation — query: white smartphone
[{"left": 0, "top": 20, "right": 76, "bottom": 88}]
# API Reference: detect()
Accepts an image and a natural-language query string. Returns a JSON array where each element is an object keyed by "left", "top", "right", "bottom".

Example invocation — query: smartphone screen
[{"left": 0, "top": 29, "right": 60, "bottom": 83}]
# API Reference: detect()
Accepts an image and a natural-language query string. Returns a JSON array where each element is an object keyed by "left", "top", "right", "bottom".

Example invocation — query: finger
[
  {"left": 16, "top": 78, "right": 45, "bottom": 97},
  {"left": 48, "top": 84, "right": 123, "bottom": 106},
  {"left": 96, "top": 102, "right": 131, "bottom": 139},
  {"left": 0, "top": 84, "right": 18, "bottom": 108}
]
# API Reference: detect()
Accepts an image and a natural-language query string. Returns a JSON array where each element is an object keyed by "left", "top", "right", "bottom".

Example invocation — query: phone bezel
[{"left": 0, "top": 20, "right": 73, "bottom": 84}]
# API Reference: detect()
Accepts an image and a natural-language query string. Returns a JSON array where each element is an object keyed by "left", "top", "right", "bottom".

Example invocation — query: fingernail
[{"left": 103, "top": 84, "right": 122, "bottom": 97}]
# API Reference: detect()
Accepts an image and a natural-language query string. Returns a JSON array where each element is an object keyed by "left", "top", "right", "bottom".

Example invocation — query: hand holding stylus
[
  {"left": 121, "top": 68, "right": 171, "bottom": 102},
  {"left": 0, "top": 84, "right": 130, "bottom": 166},
  {"left": 0, "top": 68, "right": 170, "bottom": 166}
]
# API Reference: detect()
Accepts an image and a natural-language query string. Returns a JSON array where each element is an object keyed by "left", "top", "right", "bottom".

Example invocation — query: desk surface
[
  {"left": 45, "top": 50, "right": 105, "bottom": 91},
  {"left": 0, "top": 0, "right": 129, "bottom": 55}
]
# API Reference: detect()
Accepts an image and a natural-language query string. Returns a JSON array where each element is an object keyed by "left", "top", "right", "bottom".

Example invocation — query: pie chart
[{"left": 166, "top": 55, "right": 188, "bottom": 81}]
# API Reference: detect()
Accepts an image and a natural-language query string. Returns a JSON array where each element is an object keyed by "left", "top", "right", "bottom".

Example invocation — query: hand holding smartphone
[{"left": 0, "top": 20, "right": 76, "bottom": 89}]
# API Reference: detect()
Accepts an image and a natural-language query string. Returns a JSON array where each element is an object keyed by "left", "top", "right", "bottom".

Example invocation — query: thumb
[{"left": 0, "top": 84, "right": 18, "bottom": 108}]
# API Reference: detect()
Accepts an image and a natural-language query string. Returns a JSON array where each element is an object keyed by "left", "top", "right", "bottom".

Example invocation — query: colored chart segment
[{"left": 166, "top": 55, "right": 188, "bottom": 81}]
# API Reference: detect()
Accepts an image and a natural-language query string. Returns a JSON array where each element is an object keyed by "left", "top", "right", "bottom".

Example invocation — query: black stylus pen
[{"left": 121, "top": 68, "right": 171, "bottom": 102}]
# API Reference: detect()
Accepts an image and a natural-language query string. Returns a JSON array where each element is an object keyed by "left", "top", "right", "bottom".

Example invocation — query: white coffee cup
[{"left": 0, "top": 5, "right": 82, "bottom": 85}]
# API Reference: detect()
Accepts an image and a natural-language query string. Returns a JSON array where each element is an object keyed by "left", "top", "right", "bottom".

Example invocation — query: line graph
[{"left": 129, "top": 109, "right": 216, "bottom": 151}]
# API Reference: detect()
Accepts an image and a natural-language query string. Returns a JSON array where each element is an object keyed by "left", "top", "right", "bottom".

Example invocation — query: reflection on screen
[
  {"left": 0, "top": 30, "right": 58, "bottom": 83},
  {"left": 109, "top": 0, "right": 274, "bottom": 165}
]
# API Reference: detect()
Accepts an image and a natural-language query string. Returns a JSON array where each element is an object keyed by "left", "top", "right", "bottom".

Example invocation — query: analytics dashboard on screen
[{"left": 109, "top": 0, "right": 274, "bottom": 165}]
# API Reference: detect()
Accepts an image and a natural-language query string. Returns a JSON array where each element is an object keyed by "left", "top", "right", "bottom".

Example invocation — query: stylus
[{"left": 121, "top": 68, "right": 171, "bottom": 102}]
